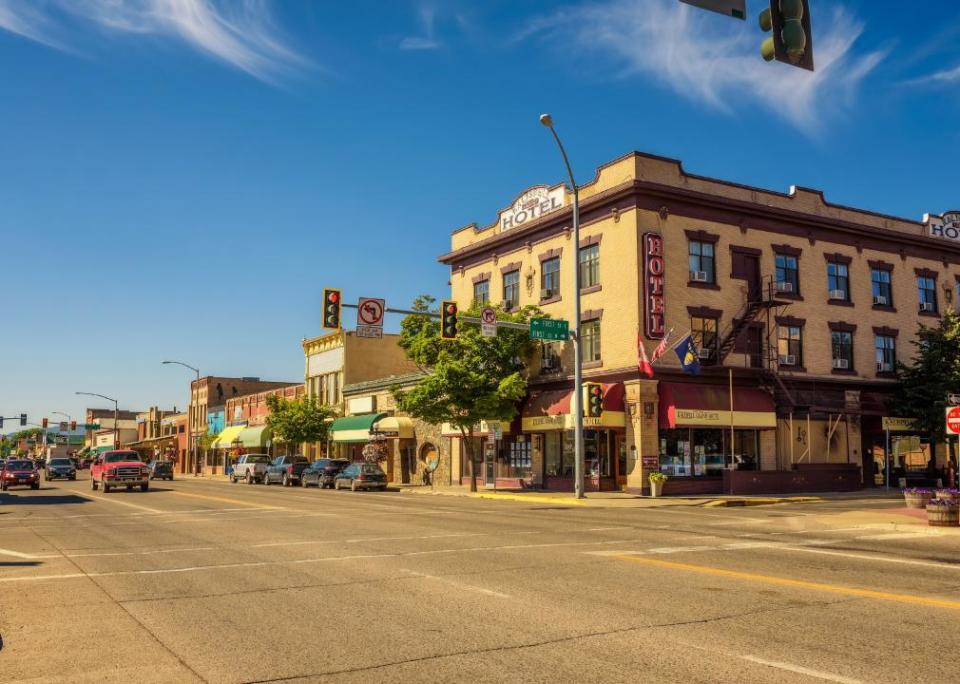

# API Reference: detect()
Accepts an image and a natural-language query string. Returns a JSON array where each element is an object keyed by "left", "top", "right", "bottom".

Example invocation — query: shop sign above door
[
  {"left": 643, "top": 232, "right": 666, "bottom": 339},
  {"left": 498, "top": 186, "right": 565, "bottom": 232}
]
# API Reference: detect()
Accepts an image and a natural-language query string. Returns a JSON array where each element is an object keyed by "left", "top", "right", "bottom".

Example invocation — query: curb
[
  {"left": 476, "top": 492, "right": 586, "bottom": 506},
  {"left": 703, "top": 496, "right": 825, "bottom": 508}
]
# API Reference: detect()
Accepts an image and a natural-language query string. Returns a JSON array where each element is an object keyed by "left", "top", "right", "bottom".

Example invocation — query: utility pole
[
  {"left": 163, "top": 360, "right": 201, "bottom": 475},
  {"left": 75, "top": 392, "right": 120, "bottom": 449}
]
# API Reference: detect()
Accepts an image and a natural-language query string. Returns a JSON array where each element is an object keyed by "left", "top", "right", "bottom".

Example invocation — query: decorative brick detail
[
  {"left": 828, "top": 321, "right": 857, "bottom": 332},
  {"left": 538, "top": 247, "right": 562, "bottom": 262},
  {"left": 823, "top": 252, "right": 853, "bottom": 265},
  {"left": 868, "top": 259, "right": 894, "bottom": 271},
  {"left": 581, "top": 309, "right": 603, "bottom": 322},
  {"left": 471, "top": 271, "right": 491, "bottom": 284},
  {"left": 684, "top": 229, "right": 719, "bottom": 244},
  {"left": 579, "top": 234, "right": 602, "bottom": 249},
  {"left": 687, "top": 306, "right": 723, "bottom": 318},
  {"left": 873, "top": 326, "right": 899, "bottom": 337},
  {"left": 772, "top": 243, "right": 802, "bottom": 257},
  {"left": 914, "top": 267, "right": 938, "bottom": 279},
  {"left": 775, "top": 315, "right": 806, "bottom": 327},
  {"left": 730, "top": 245, "right": 762, "bottom": 256},
  {"left": 499, "top": 261, "right": 522, "bottom": 274}
]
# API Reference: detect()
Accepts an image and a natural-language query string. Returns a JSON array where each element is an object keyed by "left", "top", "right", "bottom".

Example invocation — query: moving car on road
[
  {"left": 91, "top": 450, "right": 151, "bottom": 493},
  {"left": 300, "top": 458, "right": 349, "bottom": 489},
  {"left": 149, "top": 460, "right": 174, "bottom": 481},
  {"left": 262, "top": 455, "right": 310, "bottom": 487},
  {"left": 332, "top": 463, "right": 388, "bottom": 491},
  {"left": 231, "top": 454, "right": 272, "bottom": 484},
  {"left": 1, "top": 459, "right": 40, "bottom": 491},
  {"left": 45, "top": 458, "right": 77, "bottom": 481}
]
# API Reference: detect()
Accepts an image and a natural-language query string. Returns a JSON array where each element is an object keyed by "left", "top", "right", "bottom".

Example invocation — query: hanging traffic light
[
  {"left": 322, "top": 288, "right": 342, "bottom": 330},
  {"left": 42, "top": 417, "right": 49, "bottom": 429},
  {"left": 440, "top": 300, "right": 459, "bottom": 340},
  {"left": 759, "top": 0, "right": 814, "bottom": 71},
  {"left": 584, "top": 383, "right": 604, "bottom": 418},
  {"left": 20, "top": 414, "right": 26, "bottom": 426},
  {"left": 70, "top": 421, "right": 77, "bottom": 431}
]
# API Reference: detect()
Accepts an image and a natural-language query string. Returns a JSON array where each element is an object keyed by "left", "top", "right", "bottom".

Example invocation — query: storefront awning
[
  {"left": 521, "top": 384, "right": 626, "bottom": 431},
  {"left": 331, "top": 413, "right": 386, "bottom": 443},
  {"left": 372, "top": 416, "right": 414, "bottom": 439},
  {"left": 212, "top": 425, "right": 246, "bottom": 449},
  {"left": 659, "top": 382, "right": 776, "bottom": 429},
  {"left": 237, "top": 425, "right": 272, "bottom": 448}
]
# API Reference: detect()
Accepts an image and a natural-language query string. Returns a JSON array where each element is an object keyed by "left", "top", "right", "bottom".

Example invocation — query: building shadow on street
[
  {"left": 0, "top": 561, "right": 42, "bottom": 568},
  {"left": 0, "top": 493, "right": 92, "bottom": 506}
]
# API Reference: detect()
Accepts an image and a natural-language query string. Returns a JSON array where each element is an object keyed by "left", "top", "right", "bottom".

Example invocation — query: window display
[{"left": 659, "top": 428, "right": 762, "bottom": 476}]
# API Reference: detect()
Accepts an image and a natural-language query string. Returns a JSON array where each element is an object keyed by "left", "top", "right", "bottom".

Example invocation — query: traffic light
[
  {"left": 0, "top": 417, "right": 3, "bottom": 429},
  {"left": 584, "top": 383, "right": 604, "bottom": 418},
  {"left": 440, "top": 300, "right": 459, "bottom": 340},
  {"left": 759, "top": 0, "right": 814, "bottom": 71},
  {"left": 322, "top": 288, "right": 342, "bottom": 330},
  {"left": 42, "top": 417, "right": 48, "bottom": 429},
  {"left": 70, "top": 421, "right": 77, "bottom": 431},
  {"left": 20, "top": 414, "right": 26, "bottom": 426}
]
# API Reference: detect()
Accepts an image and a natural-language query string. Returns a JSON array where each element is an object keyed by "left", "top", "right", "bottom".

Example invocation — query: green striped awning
[
  {"left": 237, "top": 425, "right": 272, "bottom": 448},
  {"left": 330, "top": 413, "right": 386, "bottom": 444}
]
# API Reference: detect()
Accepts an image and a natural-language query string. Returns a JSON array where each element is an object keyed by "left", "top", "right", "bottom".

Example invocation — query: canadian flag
[
  {"left": 637, "top": 334, "right": 654, "bottom": 379},
  {"left": 650, "top": 327, "right": 674, "bottom": 364}
]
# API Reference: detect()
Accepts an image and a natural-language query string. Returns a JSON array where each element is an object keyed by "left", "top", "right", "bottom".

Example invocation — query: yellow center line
[
  {"left": 170, "top": 491, "right": 285, "bottom": 510},
  {"left": 612, "top": 555, "right": 960, "bottom": 611}
]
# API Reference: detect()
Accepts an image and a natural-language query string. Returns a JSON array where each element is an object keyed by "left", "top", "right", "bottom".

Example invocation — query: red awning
[
  {"left": 523, "top": 383, "right": 625, "bottom": 418},
  {"left": 659, "top": 382, "right": 775, "bottom": 429}
]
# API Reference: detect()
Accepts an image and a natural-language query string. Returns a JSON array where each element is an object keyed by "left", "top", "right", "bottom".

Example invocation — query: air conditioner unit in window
[
  {"left": 920, "top": 301, "right": 935, "bottom": 312},
  {"left": 541, "top": 356, "right": 561, "bottom": 372},
  {"left": 775, "top": 281, "right": 794, "bottom": 293},
  {"left": 873, "top": 295, "right": 888, "bottom": 306},
  {"left": 690, "top": 271, "right": 709, "bottom": 282},
  {"left": 779, "top": 354, "right": 797, "bottom": 366},
  {"left": 540, "top": 288, "right": 555, "bottom": 300},
  {"left": 501, "top": 300, "right": 515, "bottom": 311},
  {"left": 877, "top": 362, "right": 893, "bottom": 372},
  {"left": 697, "top": 348, "right": 713, "bottom": 360},
  {"left": 829, "top": 289, "right": 846, "bottom": 300},
  {"left": 832, "top": 358, "right": 850, "bottom": 370}
]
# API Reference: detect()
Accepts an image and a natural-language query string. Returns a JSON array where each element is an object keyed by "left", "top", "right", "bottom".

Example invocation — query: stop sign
[{"left": 946, "top": 407, "right": 960, "bottom": 435}]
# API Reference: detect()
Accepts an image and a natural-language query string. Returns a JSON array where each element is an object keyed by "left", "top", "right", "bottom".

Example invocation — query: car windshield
[
  {"left": 248, "top": 456, "right": 271, "bottom": 463},
  {"left": 7, "top": 461, "right": 33, "bottom": 470},
  {"left": 104, "top": 452, "right": 140, "bottom": 463},
  {"left": 50, "top": 459, "right": 72, "bottom": 466},
  {"left": 361, "top": 465, "right": 382, "bottom": 474}
]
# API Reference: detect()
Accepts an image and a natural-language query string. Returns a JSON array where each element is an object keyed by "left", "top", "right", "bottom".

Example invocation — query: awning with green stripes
[
  {"left": 330, "top": 413, "right": 386, "bottom": 444},
  {"left": 237, "top": 425, "right": 272, "bottom": 448}
]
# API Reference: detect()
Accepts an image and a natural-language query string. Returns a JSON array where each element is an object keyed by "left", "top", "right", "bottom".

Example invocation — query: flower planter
[
  {"left": 904, "top": 489, "right": 933, "bottom": 509},
  {"left": 926, "top": 501, "right": 960, "bottom": 527},
  {"left": 934, "top": 489, "right": 960, "bottom": 505}
]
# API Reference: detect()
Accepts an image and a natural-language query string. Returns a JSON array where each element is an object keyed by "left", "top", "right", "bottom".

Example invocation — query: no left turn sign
[{"left": 357, "top": 298, "right": 385, "bottom": 326}]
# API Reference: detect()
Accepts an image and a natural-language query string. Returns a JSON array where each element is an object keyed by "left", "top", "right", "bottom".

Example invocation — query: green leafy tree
[
  {"left": 392, "top": 295, "right": 540, "bottom": 492},
  {"left": 265, "top": 394, "right": 337, "bottom": 454},
  {"left": 199, "top": 432, "right": 218, "bottom": 451},
  {"left": 893, "top": 310, "right": 960, "bottom": 463}
]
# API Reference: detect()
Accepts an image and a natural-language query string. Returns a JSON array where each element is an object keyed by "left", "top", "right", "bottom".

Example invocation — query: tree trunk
[{"left": 461, "top": 427, "right": 477, "bottom": 493}]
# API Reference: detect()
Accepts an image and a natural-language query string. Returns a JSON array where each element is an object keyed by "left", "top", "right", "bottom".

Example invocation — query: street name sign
[
  {"left": 356, "top": 297, "right": 385, "bottom": 339},
  {"left": 881, "top": 417, "right": 918, "bottom": 432},
  {"left": 530, "top": 318, "right": 569, "bottom": 341},
  {"left": 480, "top": 306, "right": 497, "bottom": 338},
  {"left": 946, "top": 407, "right": 960, "bottom": 436},
  {"left": 680, "top": 0, "right": 746, "bottom": 20}
]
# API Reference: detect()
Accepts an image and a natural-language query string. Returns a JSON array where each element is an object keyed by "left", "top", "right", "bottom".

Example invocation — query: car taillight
[
  {"left": 287, "top": 465, "right": 294, "bottom": 474},
  {"left": 357, "top": 474, "right": 366, "bottom": 481}
]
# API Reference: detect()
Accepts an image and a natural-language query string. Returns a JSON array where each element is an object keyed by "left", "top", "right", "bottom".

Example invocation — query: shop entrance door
[
  {"left": 483, "top": 441, "right": 496, "bottom": 488},
  {"left": 615, "top": 433, "right": 627, "bottom": 486}
]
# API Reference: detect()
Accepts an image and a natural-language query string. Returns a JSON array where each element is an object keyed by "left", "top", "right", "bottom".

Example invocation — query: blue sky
[{"left": 1, "top": 0, "right": 958, "bottom": 424}]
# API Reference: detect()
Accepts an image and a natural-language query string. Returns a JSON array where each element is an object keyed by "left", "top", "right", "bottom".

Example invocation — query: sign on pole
[
  {"left": 948, "top": 394, "right": 960, "bottom": 407},
  {"left": 355, "top": 297, "right": 385, "bottom": 339},
  {"left": 946, "top": 407, "right": 960, "bottom": 436},
  {"left": 480, "top": 306, "right": 497, "bottom": 338},
  {"left": 530, "top": 318, "right": 569, "bottom": 341},
  {"left": 679, "top": 0, "right": 746, "bottom": 20}
]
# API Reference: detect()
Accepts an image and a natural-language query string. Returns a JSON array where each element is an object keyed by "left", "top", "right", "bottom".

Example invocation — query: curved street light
[
  {"left": 75, "top": 391, "right": 119, "bottom": 450},
  {"left": 539, "top": 113, "right": 585, "bottom": 499},
  {"left": 162, "top": 360, "right": 201, "bottom": 475}
]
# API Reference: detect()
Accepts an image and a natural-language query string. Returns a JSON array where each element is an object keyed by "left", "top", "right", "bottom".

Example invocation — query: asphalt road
[{"left": 1, "top": 476, "right": 959, "bottom": 683}]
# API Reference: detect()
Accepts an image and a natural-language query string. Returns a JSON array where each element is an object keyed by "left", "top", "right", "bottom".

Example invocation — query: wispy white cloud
[
  {"left": 0, "top": 0, "right": 305, "bottom": 82},
  {"left": 906, "top": 64, "right": 960, "bottom": 86},
  {"left": 520, "top": 0, "right": 886, "bottom": 136},
  {"left": 399, "top": 3, "right": 441, "bottom": 51}
]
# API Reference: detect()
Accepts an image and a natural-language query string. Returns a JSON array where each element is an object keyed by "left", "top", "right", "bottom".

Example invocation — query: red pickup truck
[{"left": 91, "top": 450, "right": 151, "bottom": 493}]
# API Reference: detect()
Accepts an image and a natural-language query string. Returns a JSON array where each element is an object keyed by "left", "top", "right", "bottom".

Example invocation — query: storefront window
[
  {"left": 659, "top": 428, "right": 761, "bottom": 476},
  {"left": 584, "top": 430, "right": 611, "bottom": 477},
  {"left": 498, "top": 436, "right": 533, "bottom": 478},
  {"left": 544, "top": 431, "right": 563, "bottom": 477}
]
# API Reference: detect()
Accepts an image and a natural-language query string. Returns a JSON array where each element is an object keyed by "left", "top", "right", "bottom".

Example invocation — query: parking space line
[{"left": 740, "top": 655, "right": 863, "bottom": 683}]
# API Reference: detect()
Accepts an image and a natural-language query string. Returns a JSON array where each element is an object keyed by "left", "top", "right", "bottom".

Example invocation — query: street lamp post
[
  {"left": 51, "top": 411, "right": 72, "bottom": 423},
  {"left": 539, "top": 113, "right": 585, "bottom": 499},
  {"left": 162, "top": 360, "right": 201, "bottom": 476},
  {"left": 75, "top": 392, "right": 119, "bottom": 450}
]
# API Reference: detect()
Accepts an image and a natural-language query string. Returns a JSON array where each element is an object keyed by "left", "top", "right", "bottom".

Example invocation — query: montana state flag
[{"left": 674, "top": 334, "right": 701, "bottom": 375}]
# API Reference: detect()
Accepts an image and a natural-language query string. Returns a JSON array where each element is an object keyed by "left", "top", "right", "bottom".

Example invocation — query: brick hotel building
[{"left": 439, "top": 152, "right": 960, "bottom": 495}]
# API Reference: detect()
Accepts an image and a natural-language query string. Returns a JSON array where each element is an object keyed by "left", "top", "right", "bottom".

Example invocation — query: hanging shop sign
[
  {"left": 498, "top": 186, "right": 565, "bottom": 232},
  {"left": 643, "top": 232, "right": 666, "bottom": 339}
]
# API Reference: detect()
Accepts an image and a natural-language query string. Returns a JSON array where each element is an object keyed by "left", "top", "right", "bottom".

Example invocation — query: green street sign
[{"left": 530, "top": 318, "right": 569, "bottom": 341}]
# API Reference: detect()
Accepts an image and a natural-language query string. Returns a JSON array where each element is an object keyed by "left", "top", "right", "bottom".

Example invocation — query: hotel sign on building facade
[
  {"left": 643, "top": 232, "right": 666, "bottom": 339},
  {"left": 498, "top": 186, "right": 565, "bottom": 232},
  {"left": 926, "top": 211, "right": 960, "bottom": 242}
]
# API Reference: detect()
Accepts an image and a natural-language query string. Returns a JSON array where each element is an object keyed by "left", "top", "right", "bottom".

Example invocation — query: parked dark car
[
  {"left": 300, "top": 459, "right": 350, "bottom": 489},
  {"left": 332, "top": 463, "right": 388, "bottom": 491},
  {"left": 45, "top": 458, "right": 77, "bottom": 481},
  {"left": 2, "top": 459, "right": 41, "bottom": 491},
  {"left": 149, "top": 461, "right": 174, "bottom": 481},
  {"left": 262, "top": 455, "right": 311, "bottom": 487}
]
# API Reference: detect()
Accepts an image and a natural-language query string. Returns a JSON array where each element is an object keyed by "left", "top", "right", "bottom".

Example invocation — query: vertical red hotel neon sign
[{"left": 644, "top": 232, "right": 665, "bottom": 339}]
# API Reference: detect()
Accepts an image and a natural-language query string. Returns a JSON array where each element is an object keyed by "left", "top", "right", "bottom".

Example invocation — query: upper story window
[
  {"left": 580, "top": 320, "right": 601, "bottom": 363},
  {"left": 775, "top": 254, "right": 799, "bottom": 295},
  {"left": 871, "top": 268, "right": 893, "bottom": 307},
  {"left": 875, "top": 335, "right": 896, "bottom": 373},
  {"left": 831, "top": 331, "right": 854, "bottom": 371},
  {"left": 827, "top": 261, "right": 850, "bottom": 302},
  {"left": 540, "top": 341, "right": 561, "bottom": 373},
  {"left": 579, "top": 244, "right": 600, "bottom": 289},
  {"left": 777, "top": 325, "right": 803, "bottom": 367},
  {"left": 541, "top": 257, "right": 560, "bottom": 300},
  {"left": 688, "top": 241, "right": 715, "bottom": 284},
  {"left": 917, "top": 275, "right": 937, "bottom": 314},
  {"left": 502, "top": 271, "right": 520, "bottom": 310},
  {"left": 473, "top": 279, "right": 489, "bottom": 306},
  {"left": 691, "top": 316, "right": 718, "bottom": 364}
]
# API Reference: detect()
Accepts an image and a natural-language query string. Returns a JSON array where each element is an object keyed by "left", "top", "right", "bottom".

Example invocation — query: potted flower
[
  {"left": 934, "top": 488, "right": 960, "bottom": 505},
  {"left": 926, "top": 497, "right": 960, "bottom": 527},
  {"left": 903, "top": 487, "right": 933, "bottom": 509},
  {"left": 649, "top": 472, "right": 668, "bottom": 498}
]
